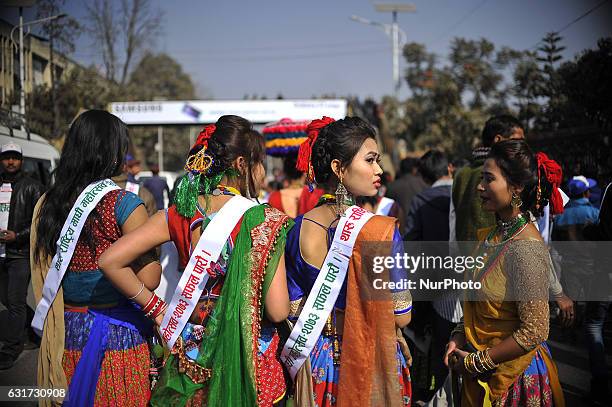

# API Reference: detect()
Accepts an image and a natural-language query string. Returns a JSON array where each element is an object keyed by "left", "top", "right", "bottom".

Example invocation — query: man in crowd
[
  {"left": 451, "top": 115, "right": 525, "bottom": 241},
  {"left": 143, "top": 164, "right": 170, "bottom": 210},
  {"left": 112, "top": 155, "right": 157, "bottom": 217},
  {"left": 386, "top": 157, "right": 428, "bottom": 224},
  {"left": 0, "top": 143, "right": 44, "bottom": 369},
  {"left": 583, "top": 181, "right": 612, "bottom": 405},
  {"left": 405, "top": 150, "right": 458, "bottom": 405}
]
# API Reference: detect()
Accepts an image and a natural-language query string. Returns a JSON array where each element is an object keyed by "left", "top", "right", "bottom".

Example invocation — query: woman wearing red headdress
[
  {"left": 99, "top": 115, "right": 293, "bottom": 406},
  {"left": 282, "top": 117, "right": 413, "bottom": 406},
  {"left": 444, "top": 140, "right": 565, "bottom": 406}
]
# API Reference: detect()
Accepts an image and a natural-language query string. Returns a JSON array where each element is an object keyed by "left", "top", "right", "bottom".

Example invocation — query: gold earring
[
  {"left": 511, "top": 192, "right": 523, "bottom": 210},
  {"left": 334, "top": 174, "right": 354, "bottom": 215}
]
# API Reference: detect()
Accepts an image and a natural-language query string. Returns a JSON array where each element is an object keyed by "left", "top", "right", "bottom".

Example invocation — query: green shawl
[{"left": 151, "top": 204, "right": 293, "bottom": 406}]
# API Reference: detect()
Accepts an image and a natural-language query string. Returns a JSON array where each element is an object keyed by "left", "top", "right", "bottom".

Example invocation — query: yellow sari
[{"left": 462, "top": 227, "right": 565, "bottom": 406}]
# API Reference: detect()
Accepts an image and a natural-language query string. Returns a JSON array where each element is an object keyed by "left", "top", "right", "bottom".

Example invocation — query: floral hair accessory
[
  {"left": 536, "top": 151, "right": 564, "bottom": 215},
  {"left": 296, "top": 116, "right": 335, "bottom": 191}
]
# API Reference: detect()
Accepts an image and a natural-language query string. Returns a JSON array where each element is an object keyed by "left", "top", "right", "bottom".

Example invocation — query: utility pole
[
  {"left": 9, "top": 7, "right": 66, "bottom": 131},
  {"left": 351, "top": 3, "right": 414, "bottom": 98},
  {"left": 374, "top": 3, "right": 415, "bottom": 97},
  {"left": 19, "top": 7, "right": 25, "bottom": 130}
]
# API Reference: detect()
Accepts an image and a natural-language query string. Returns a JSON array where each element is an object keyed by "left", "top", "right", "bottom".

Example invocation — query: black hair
[
  {"left": 481, "top": 115, "right": 524, "bottom": 147},
  {"left": 418, "top": 150, "right": 449, "bottom": 184},
  {"left": 311, "top": 117, "right": 376, "bottom": 185},
  {"left": 35, "top": 110, "right": 129, "bottom": 262},
  {"left": 488, "top": 139, "right": 552, "bottom": 217},
  {"left": 283, "top": 153, "right": 303, "bottom": 181},
  {"left": 399, "top": 157, "right": 419, "bottom": 176},
  {"left": 190, "top": 115, "right": 264, "bottom": 197}
]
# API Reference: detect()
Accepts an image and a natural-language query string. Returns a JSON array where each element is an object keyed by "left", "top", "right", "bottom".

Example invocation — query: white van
[{"left": 0, "top": 125, "right": 60, "bottom": 186}]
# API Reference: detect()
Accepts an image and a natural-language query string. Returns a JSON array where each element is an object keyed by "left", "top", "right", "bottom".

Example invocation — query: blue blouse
[
  {"left": 285, "top": 214, "right": 412, "bottom": 314},
  {"left": 63, "top": 191, "right": 143, "bottom": 305}
]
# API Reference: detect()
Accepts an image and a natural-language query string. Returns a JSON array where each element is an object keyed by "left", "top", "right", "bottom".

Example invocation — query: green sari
[{"left": 151, "top": 204, "right": 293, "bottom": 406}]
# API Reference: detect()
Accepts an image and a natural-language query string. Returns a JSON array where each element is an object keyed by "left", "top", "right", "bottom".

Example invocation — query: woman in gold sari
[{"left": 444, "top": 140, "right": 565, "bottom": 406}]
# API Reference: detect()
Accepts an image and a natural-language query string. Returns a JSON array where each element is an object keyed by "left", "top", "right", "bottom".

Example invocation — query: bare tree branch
[
  {"left": 86, "top": 0, "right": 118, "bottom": 82},
  {"left": 119, "top": 0, "right": 163, "bottom": 86}
]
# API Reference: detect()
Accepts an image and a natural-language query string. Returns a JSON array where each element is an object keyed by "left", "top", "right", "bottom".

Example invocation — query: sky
[{"left": 3, "top": 0, "right": 612, "bottom": 101}]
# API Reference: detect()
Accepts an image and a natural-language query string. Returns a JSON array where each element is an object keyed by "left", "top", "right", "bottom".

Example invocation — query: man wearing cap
[
  {"left": 0, "top": 142, "right": 44, "bottom": 369},
  {"left": 554, "top": 175, "right": 600, "bottom": 232}
]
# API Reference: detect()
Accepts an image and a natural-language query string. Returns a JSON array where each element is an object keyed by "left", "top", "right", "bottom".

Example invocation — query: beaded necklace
[
  {"left": 211, "top": 184, "right": 241, "bottom": 196},
  {"left": 470, "top": 213, "right": 529, "bottom": 283}
]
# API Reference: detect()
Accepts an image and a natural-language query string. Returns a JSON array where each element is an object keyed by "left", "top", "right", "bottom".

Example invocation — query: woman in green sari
[{"left": 99, "top": 115, "right": 293, "bottom": 406}]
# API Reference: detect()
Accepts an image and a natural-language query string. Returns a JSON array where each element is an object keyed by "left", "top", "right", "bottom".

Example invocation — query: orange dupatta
[{"left": 337, "top": 215, "right": 404, "bottom": 407}]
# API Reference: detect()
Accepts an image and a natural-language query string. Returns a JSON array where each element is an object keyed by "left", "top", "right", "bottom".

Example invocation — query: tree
[
  {"left": 36, "top": 0, "right": 81, "bottom": 137},
  {"left": 536, "top": 32, "right": 566, "bottom": 129},
  {"left": 86, "top": 0, "right": 163, "bottom": 85},
  {"left": 510, "top": 51, "right": 543, "bottom": 130},
  {"left": 124, "top": 52, "right": 197, "bottom": 171},
  {"left": 125, "top": 52, "right": 196, "bottom": 101},
  {"left": 25, "top": 65, "right": 119, "bottom": 140},
  {"left": 448, "top": 38, "right": 502, "bottom": 108},
  {"left": 558, "top": 37, "right": 612, "bottom": 130}
]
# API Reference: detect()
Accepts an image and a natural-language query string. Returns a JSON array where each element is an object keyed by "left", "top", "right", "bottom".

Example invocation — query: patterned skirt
[
  {"left": 496, "top": 343, "right": 555, "bottom": 407},
  {"left": 63, "top": 307, "right": 152, "bottom": 407},
  {"left": 155, "top": 323, "right": 286, "bottom": 406},
  {"left": 309, "top": 335, "right": 412, "bottom": 406}
]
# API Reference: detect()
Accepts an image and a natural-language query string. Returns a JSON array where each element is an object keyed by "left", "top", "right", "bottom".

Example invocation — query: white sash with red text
[
  {"left": 160, "top": 195, "right": 257, "bottom": 349},
  {"left": 280, "top": 206, "right": 374, "bottom": 379},
  {"left": 32, "top": 179, "right": 120, "bottom": 335}
]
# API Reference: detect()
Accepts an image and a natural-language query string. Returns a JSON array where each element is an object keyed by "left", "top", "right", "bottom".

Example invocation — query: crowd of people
[{"left": 0, "top": 109, "right": 609, "bottom": 406}]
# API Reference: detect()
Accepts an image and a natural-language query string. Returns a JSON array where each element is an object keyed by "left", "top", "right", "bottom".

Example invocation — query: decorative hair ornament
[
  {"left": 535, "top": 152, "right": 564, "bottom": 215},
  {"left": 296, "top": 116, "right": 336, "bottom": 191},
  {"left": 174, "top": 124, "right": 238, "bottom": 217},
  {"left": 184, "top": 125, "right": 216, "bottom": 174}
]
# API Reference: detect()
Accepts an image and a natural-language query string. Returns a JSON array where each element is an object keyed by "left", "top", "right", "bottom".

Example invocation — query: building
[{"left": 0, "top": 18, "right": 78, "bottom": 108}]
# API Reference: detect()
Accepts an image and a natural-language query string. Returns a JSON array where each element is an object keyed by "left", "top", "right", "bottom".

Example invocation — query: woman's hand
[{"left": 154, "top": 307, "right": 166, "bottom": 327}]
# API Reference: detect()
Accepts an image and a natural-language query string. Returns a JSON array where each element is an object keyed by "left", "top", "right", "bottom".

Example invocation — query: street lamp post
[
  {"left": 351, "top": 3, "right": 415, "bottom": 97},
  {"left": 10, "top": 12, "right": 66, "bottom": 130}
]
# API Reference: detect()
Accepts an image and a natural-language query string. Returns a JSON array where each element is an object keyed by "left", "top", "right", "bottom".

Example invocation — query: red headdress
[
  {"left": 185, "top": 124, "right": 216, "bottom": 174},
  {"left": 194, "top": 124, "right": 216, "bottom": 150},
  {"left": 296, "top": 116, "right": 335, "bottom": 188},
  {"left": 536, "top": 152, "right": 564, "bottom": 215}
]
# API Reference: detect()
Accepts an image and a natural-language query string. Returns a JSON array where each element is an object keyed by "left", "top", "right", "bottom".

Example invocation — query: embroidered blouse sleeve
[
  {"left": 505, "top": 240, "right": 550, "bottom": 351},
  {"left": 390, "top": 228, "right": 412, "bottom": 315}
]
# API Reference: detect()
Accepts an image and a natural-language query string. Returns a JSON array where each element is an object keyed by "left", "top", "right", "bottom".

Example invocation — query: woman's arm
[
  {"left": 99, "top": 210, "right": 170, "bottom": 310},
  {"left": 264, "top": 254, "right": 290, "bottom": 323}
]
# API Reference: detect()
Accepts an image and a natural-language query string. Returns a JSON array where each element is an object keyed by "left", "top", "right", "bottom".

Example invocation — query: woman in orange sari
[
  {"left": 444, "top": 140, "right": 565, "bottom": 406},
  {"left": 283, "top": 117, "right": 412, "bottom": 406}
]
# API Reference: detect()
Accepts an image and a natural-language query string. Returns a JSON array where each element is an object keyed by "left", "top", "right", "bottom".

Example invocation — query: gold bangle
[{"left": 483, "top": 348, "right": 498, "bottom": 370}]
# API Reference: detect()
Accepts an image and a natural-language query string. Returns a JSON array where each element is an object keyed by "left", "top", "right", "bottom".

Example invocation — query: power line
[
  {"left": 72, "top": 45, "right": 391, "bottom": 63},
  {"left": 71, "top": 39, "right": 389, "bottom": 59},
  {"left": 431, "top": 0, "right": 489, "bottom": 44},
  {"left": 529, "top": 0, "right": 610, "bottom": 50},
  {"left": 175, "top": 46, "right": 391, "bottom": 62}
]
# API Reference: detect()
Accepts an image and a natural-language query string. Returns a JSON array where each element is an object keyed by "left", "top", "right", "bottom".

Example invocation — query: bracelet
[
  {"left": 143, "top": 293, "right": 160, "bottom": 315},
  {"left": 481, "top": 348, "right": 498, "bottom": 370},
  {"left": 463, "top": 349, "right": 499, "bottom": 374},
  {"left": 150, "top": 300, "right": 167, "bottom": 320},
  {"left": 145, "top": 296, "right": 162, "bottom": 319},
  {"left": 128, "top": 282, "right": 145, "bottom": 300}
]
